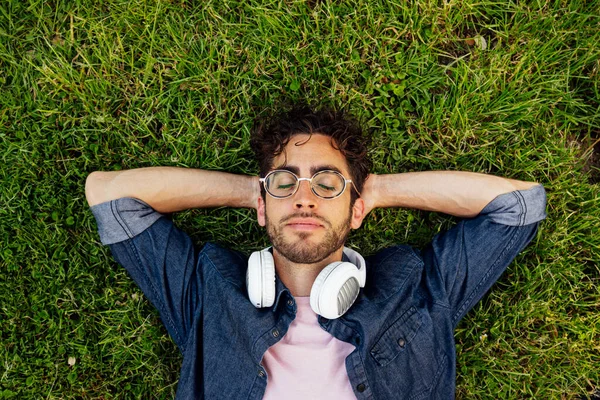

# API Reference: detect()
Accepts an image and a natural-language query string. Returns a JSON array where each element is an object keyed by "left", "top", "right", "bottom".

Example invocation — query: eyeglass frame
[{"left": 259, "top": 169, "right": 361, "bottom": 200}]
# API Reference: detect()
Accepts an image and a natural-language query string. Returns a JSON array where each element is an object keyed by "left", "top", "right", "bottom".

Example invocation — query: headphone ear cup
[
  {"left": 247, "top": 250, "right": 276, "bottom": 308},
  {"left": 310, "top": 262, "right": 361, "bottom": 319}
]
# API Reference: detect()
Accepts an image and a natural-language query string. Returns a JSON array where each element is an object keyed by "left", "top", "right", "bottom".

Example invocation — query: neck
[{"left": 273, "top": 247, "right": 344, "bottom": 297}]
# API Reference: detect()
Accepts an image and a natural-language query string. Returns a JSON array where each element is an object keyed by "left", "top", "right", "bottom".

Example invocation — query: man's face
[{"left": 257, "top": 134, "right": 366, "bottom": 264}]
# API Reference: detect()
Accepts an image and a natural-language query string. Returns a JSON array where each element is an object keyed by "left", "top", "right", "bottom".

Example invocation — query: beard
[{"left": 265, "top": 209, "right": 352, "bottom": 264}]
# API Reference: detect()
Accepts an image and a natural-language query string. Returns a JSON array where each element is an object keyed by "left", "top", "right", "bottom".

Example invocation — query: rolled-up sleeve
[
  {"left": 90, "top": 197, "right": 201, "bottom": 352},
  {"left": 476, "top": 184, "right": 547, "bottom": 226},
  {"left": 91, "top": 197, "right": 164, "bottom": 245},
  {"left": 422, "top": 184, "right": 547, "bottom": 326}
]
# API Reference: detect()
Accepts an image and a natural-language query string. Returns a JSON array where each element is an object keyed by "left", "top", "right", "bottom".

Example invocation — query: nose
[{"left": 294, "top": 179, "right": 316, "bottom": 209}]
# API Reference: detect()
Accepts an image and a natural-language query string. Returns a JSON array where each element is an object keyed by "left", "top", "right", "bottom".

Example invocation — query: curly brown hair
[{"left": 250, "top": 106, "right": 372, "bottom": 204}]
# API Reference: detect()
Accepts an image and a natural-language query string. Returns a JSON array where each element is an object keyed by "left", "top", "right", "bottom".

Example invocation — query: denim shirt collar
[{"left": 272, "top": 276, "right": 292, "bottom": 313}]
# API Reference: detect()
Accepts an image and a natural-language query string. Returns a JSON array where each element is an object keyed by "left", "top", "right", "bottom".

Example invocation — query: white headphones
[{"left": 246, "top": 247, "right": 366, "bottom": 319}]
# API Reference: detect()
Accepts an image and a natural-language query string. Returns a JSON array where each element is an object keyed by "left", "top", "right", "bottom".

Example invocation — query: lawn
[{"left": 0, "top": 0, "right": 599, "bottom": 398}]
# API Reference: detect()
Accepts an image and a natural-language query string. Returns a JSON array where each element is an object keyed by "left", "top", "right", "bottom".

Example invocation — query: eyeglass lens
[{"left": 265, "top": 171, "right": 345, "bottom": 198}]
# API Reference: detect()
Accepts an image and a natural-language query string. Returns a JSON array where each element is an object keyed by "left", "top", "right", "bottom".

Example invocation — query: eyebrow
[{"left": 274, "top": 164, "right": 344, "bottom": 176}]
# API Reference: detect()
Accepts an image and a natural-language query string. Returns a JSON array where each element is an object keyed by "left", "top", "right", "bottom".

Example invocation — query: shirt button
[
  {"left": 356, "top": 383, "right": 366, "bottom": 393},
  {"left": 287, "top": 299, "right": 294, "bottom": 306},
  {"left": 398, "top": 338, "right": 406, "bottom": 348},
  {"left": 272, "top": 329, "right": 280, "bottom": 338},
  {"left": 258, "top": 370, "right": 265, "bottom": 377}
]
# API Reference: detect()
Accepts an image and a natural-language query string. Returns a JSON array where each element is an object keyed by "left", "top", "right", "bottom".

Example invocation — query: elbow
[
  {"left": 511, "top": 180, "right": 541, "bottom": 192},
  {"left": 85, "top": 171, "right": 111, "bottom": 207}
]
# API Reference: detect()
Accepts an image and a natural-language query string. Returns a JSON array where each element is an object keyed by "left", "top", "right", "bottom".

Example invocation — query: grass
[{"left": 1, "top": 0, "right": 599, "bottom": 398}]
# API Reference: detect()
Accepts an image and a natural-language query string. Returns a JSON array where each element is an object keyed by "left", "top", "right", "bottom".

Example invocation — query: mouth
[{"left": 285, "top": 217, "right": 325, "bottom": 231}]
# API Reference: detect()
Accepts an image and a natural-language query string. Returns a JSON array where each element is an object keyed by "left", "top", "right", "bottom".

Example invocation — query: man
[{"left": 86, "top": 107, "right": 546, "bottom": 399}]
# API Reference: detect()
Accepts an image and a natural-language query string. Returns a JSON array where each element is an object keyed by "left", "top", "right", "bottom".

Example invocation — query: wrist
[
  {"left": 248, "top": 175, "right": 261, "bottom": 209},
  {"left": 361, "top": 173, "right": 379, "bottom": 211},
  {"left": 368, "top": 172, "right": 413, "bottom": 209}
]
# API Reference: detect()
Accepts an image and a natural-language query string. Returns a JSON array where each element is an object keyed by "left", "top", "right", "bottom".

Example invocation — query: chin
[{"left": 292, "top": 231, "right": 317, "bottom": 240}]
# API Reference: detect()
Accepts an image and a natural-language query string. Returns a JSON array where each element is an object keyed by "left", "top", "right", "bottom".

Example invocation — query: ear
[
  {"left": 257, "top": 195, "right": 266, "bottom": 227},
  {"left": 350, "top": 198, "right": 366, "bottom": 229}
]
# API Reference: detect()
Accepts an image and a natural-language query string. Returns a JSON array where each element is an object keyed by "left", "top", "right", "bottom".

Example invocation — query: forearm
[
  {"left": 366, "top": 171, "right": 540, "bottom": 218},
  {"left": 85, "top": 167, "right": 259, "bottom": 213}
]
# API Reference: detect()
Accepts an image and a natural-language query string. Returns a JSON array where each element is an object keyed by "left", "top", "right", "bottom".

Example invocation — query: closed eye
[{"left": 316, "top": 183, "right": 336, "bottom": 191}]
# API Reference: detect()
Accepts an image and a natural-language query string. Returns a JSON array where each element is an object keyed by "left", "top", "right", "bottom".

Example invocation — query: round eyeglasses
[{"left": 259, "top": 170, "right": 360, "bottom": 199}]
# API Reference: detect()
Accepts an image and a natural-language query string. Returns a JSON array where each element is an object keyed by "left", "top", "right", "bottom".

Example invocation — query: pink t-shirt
[{"left": 262, "top": 297, "right": 357, "bottom": 399}]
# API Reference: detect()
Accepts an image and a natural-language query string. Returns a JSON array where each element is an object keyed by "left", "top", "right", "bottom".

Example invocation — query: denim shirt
[{"left": 90, "top": 185, "right": 546, "bottom": 399}]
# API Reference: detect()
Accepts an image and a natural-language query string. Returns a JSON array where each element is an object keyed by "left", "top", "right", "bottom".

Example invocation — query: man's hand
[
  {"left": 85, "top": 167, "right": 260, "bottom": 213},
  {"left": 359, "top": 171, "right": 539, "bottom": 218},
  {"left": 359, "top": 174, "right": 379, "bottom": 217}
]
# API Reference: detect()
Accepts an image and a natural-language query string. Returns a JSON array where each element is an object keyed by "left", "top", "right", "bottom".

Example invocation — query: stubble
[{"left": 265, "top": 210, "right": 352, "bottom": 264}]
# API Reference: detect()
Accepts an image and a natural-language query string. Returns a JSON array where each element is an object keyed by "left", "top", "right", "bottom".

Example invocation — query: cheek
[
  {"left": 264, "top": 200, "right": 285, "bottom": 222},
  {"left": 327, "top": 204, "right": 352, "bottom": 224}
]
